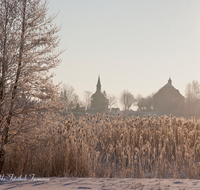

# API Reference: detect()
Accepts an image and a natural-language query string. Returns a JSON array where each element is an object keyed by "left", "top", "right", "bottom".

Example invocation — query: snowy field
[{"left": 0, "top": 177, "right": 200, "bottom": 190}]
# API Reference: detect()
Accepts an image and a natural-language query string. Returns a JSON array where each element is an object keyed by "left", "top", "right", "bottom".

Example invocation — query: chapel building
[{"left": 90, "top": 76, "right": 109, "bottom": 113}]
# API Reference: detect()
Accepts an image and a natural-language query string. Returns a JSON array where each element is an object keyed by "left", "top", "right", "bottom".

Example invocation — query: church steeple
[{"left": 96, "top": 76, "right": 101, "bottom": 92}]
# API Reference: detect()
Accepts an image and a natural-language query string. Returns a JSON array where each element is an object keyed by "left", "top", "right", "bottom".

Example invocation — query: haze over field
[
  {"left": 3, "top": 1, "right": 200, "bottom": 188},
  {"left": 48, "top": 0, "right": 200, "bottom": 100}
]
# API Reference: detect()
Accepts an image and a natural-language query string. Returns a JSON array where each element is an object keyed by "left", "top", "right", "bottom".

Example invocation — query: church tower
[
  {"left": 96, "top": 76, "right": 101, "bottom": 92},
  {"left": 90, "top": 76, "right": 109, "bottom": 113}
]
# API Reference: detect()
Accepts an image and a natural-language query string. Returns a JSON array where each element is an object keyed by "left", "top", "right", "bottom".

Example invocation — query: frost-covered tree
[
  {"left": 60, "top": 84, "right": 80, "bottom": 109},
  {"left": 83, "top": 90, "right": 92, "bottom": 108},
  {"left": 137, "top": 94, "right": 153, "bottom": 112},
  {"left": 107, "top": 94, "right": 118, "bottom": 109},
  {"left": 120, "top": 90, "right": 136, "bottom": 110},
  {"left": 185, "top": 80, "right": 200, "bottom": 117},
  {"left": 0, "top": 0, "right": 64, "bottom": 171}
]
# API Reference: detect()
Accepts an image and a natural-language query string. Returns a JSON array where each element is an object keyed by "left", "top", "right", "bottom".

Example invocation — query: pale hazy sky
[{"left": 47, "top": 0, "right": 200, "bottom": 103}]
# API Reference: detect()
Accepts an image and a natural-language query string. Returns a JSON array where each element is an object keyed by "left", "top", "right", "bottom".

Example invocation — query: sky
[{"left": 47, "top": 0, "right": 200, "bottom": 104}]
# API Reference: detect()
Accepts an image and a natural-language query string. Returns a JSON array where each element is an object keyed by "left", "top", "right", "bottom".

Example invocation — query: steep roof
[
  {"left": 153, "top": 78, "right": 184, "bottom": 99},
  {"left": 91, "top": 91, "right": 108, "bottom": 100},
  {"left": 91, "top": 76, "right": 108, "bottom": 100},
  {"left": 97, "top": 76, "right": 101, "bottom": 86},
  {"left": 96, "top": 75, "right": 101, "bottom": 92}
]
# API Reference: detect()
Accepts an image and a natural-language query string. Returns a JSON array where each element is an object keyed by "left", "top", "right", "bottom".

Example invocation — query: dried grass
[{"left": 3, "top": 113, "right": 200, "bottom": 178}]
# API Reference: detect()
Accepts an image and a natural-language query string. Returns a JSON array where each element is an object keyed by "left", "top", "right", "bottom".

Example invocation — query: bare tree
[
  {"left": 185, "top": 80, "right": 200, "bottom": 100},
  {"left": 0, "top": 0, "right": 64, "bottom": 171},
  {"left": 83, "top": 90, "right": 92, "bottom": 108},
  {"left": 120, "top": 90, "right": 136, "bottom": 110},
  {"left": 60, "top": 84, "right": 80, "bottom": 109},
  {"left": 137, "top": 94, "right": 153, "bottom": 112},
  {"left": 107, "top": 94, "right": 118, "bottom": 109},
  {"left": 185, "top": 80, "right": 200, "bottom": 117}
]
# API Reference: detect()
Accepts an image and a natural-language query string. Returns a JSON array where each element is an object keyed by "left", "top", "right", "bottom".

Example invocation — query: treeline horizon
[{"left": 60, "top": 80, "right": 200, "bottom": 117}]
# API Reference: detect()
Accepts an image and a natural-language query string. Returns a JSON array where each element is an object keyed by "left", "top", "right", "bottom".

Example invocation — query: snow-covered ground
[{"left": 0, "top": 177, "right": 200, "bottom": 190}]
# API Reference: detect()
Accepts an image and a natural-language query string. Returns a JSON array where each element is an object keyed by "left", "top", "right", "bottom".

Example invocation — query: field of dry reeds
[{"left": 3, "top": 113, "right": 200, "bottom": 179}]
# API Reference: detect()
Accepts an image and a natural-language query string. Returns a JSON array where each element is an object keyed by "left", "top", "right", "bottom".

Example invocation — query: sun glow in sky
[{"left": 48, "top": 0, "right": 200, "bottom": 104}]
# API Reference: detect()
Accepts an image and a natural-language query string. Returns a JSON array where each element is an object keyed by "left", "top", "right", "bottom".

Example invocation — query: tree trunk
[
  {"left": 0, "top": 0, "right": 27, "bottom": 172},
  {"left": 0, "top": 149, "right": 5, "bottom": 173}
]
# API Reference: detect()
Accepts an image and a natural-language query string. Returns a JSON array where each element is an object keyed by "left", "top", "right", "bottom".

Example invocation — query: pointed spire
[
  {"left": 168, "top": 77, "right": 172, "bottom": 85},
  {"left": 96, "top": 75, "right": 101, "bottom": 92}
]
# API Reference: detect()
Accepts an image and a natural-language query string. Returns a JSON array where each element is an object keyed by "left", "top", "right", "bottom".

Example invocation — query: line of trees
[
  {"left": 63, "top": 80, "right": 200, "bottom": 118},
  {"left": 60, "top": 85, "right": 154, "bottom": 112}
]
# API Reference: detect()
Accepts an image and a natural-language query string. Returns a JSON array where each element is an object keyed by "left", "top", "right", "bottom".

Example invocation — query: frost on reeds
[{"left": 3, "top": 113, "right": 200, "bottom": 178}]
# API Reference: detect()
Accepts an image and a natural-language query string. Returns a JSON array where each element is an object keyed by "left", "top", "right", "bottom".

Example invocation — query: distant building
[
  {"left": 90, "top": 76, "right": 109, "bottom": 113},
  {"left": 153, "top": 78, "right": 185, "bottom": 116}
]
